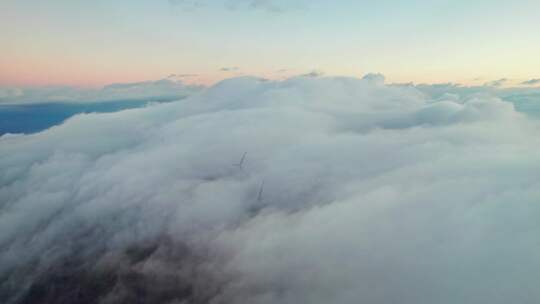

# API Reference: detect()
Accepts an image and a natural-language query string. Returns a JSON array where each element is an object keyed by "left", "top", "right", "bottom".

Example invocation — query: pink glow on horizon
[{"left": 0, "top": 64, "right": 218, "bottom": 88}]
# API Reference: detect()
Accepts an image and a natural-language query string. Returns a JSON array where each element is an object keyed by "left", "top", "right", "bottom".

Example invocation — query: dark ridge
[
  {"left": 7, "top": 238, "right": 229, "bottom": 304},
  {"left": 124, "top": 243, "right": 159, "bottom": 265},
  {"left": 18, "top": 265, "right": 117, "bottom": 304}
]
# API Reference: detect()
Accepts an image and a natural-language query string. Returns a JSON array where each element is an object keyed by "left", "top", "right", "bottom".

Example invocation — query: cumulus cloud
[
  {"left": 522, "top": 78, "right": 540, "bottom": 86},
  {"left": 1, "top": 74, "right": 540, "bottom": 303},
  {"left": 414, "top": 82, "right": 540, "bottom": 117},
  {"left": 0, "top": 79, "right": 202, "bottom": 105},
  {"left": 362, "top": 72, "right": 386, "bottom": 85}
]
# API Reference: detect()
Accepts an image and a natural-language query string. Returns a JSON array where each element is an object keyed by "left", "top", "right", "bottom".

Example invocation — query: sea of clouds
[{"left": 1, "top": 74, "right": 540, "bottom": 303}]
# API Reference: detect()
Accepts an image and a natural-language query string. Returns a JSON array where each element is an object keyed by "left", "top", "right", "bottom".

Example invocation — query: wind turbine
[
  {"left": 257, "top": 180, "right": 265, "bottom": 202},
  {"left": 234, "top": 152, "right": 247, "bottom": 170}
]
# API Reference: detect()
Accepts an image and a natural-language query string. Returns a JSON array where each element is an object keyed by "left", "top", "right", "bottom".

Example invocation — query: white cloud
[
  {"left": 1, "top": 75, "right": 540, "bottom": 303},
  {"left": 362, "top": 72, "right": 386, "bottom": 85}
]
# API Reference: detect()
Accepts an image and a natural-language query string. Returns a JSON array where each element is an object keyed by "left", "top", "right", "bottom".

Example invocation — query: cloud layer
[
  {"left": 1, "top": 75, "right": 540, "bottom": 303},
  {"left": 0, "top": 79, "right": 201, "bottom": 105}
]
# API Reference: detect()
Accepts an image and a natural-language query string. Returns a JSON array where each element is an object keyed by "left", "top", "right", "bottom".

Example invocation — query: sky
[
  {"left": 1, "top": 0, "right": 540, "bottom": 87},
  {"left": 2, "top": 2, "right": 540, "bottom": 302}
]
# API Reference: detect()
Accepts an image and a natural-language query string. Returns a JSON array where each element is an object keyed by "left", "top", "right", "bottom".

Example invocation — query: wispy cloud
[
  {"left": 169, "top": 0, "right": 303, "bottom": 13},
  {"left": 167, "top": 73, "right": 199, "bottom": 78},
  {"left": 521, "top": 78, "right": 540, "bottom": 86},
  {"left": 299, "top": 70, "right": 324, "bottom": 77},
  {"left": 484, "top": 78, "right": 508, "bottom": 87},
  {"left": 226, "top": 0, "right": 287, "bottom": 13},
  {"left": 168, "top": 0, "right": 205, "bottom": 10},
  {"left": 220, "top": 66, "right": 240, "bottom": 72}
]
